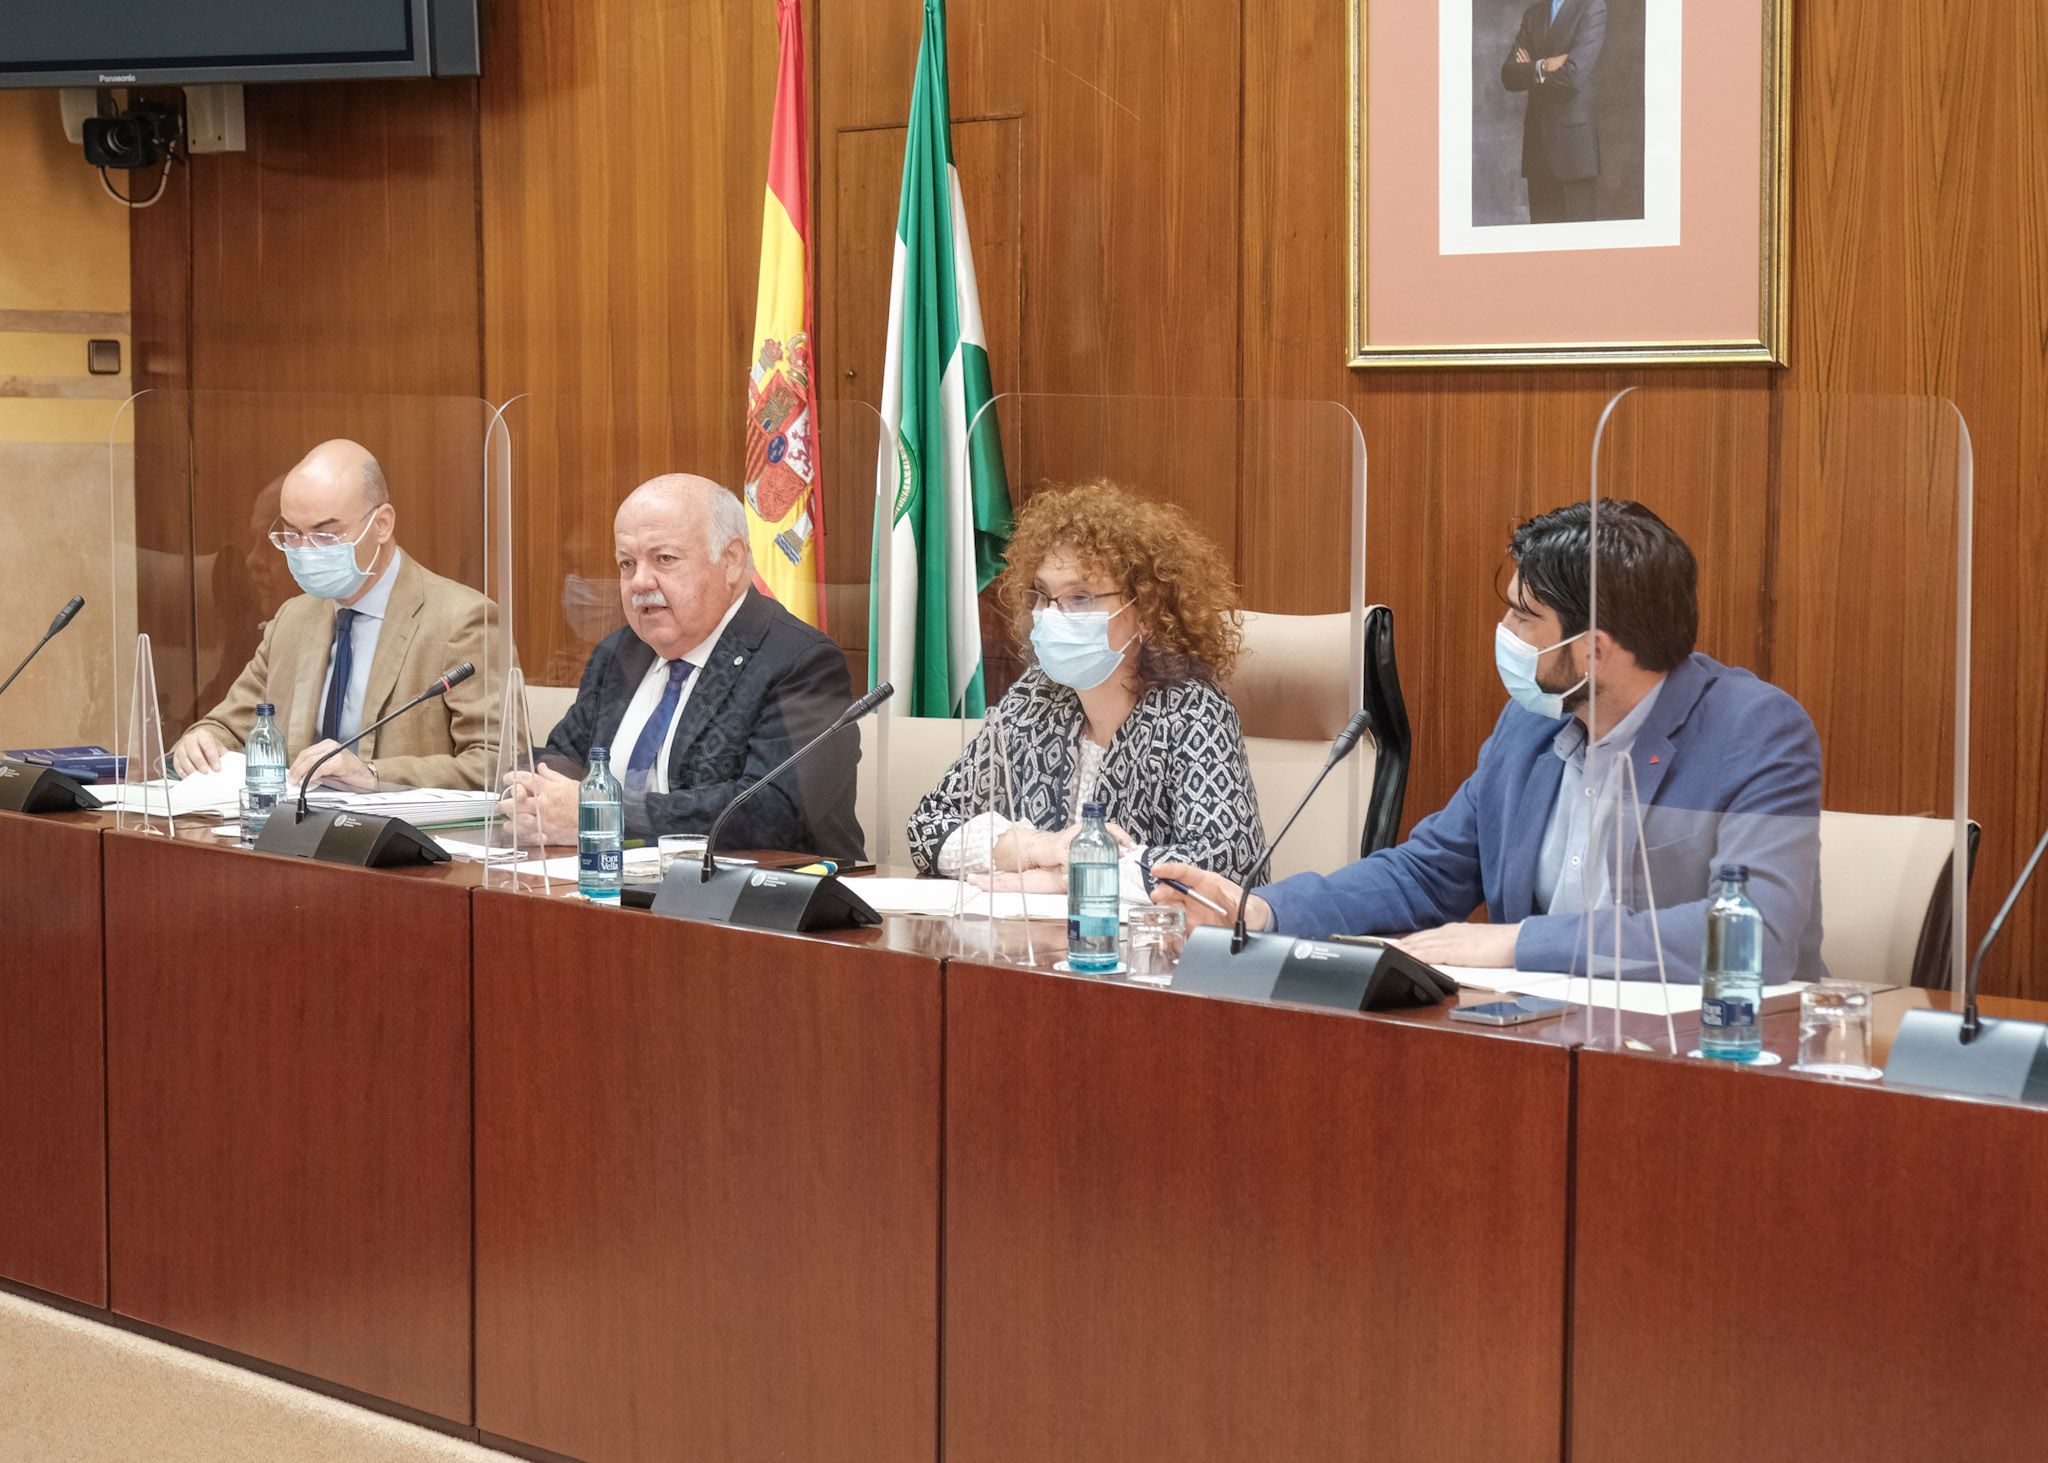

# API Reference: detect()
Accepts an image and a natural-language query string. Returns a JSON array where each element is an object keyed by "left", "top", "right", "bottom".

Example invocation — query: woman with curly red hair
[{"left": 907, "top": 483, "right": 1266, "bottom": 896}]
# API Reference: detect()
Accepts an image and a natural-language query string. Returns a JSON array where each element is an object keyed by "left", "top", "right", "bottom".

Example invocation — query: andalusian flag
[
  {"left": 745, "top": 0, "right": 823, "bottom": 625},
  {"left": 873, "top": 0, "right": 1013, "bottom": 716}
]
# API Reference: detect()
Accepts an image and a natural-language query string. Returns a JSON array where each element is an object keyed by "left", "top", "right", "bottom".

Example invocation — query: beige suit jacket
[{"left": 186, "top": 552, "right": 499, "bottom": 789}]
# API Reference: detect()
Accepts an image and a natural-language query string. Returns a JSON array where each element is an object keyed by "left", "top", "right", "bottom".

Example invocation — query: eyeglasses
[
  {"left": 268, "top": 509, "right": 376, "bottom": 552},
  {"left": 1027, "top": 588, "right": 1127, "bottom": 616}
]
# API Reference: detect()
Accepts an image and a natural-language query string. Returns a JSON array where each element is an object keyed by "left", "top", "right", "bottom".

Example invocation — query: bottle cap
[
  {"left": 1081, "top": 801, "right": 1104, "bottom": 820},
  {"left": 255, "top": 703, "right": 274, "bottom": 717},
  {"left": 589, "top": 745, "right": 608, "bottom": 761},
  {"left": 1720, "top": 863, "right": 1750, "bottom": 883}
]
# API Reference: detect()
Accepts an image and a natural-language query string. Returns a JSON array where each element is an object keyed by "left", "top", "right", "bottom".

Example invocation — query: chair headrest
[{"left": 1222, "top": 610, "right": 1358, "bottom": 742}]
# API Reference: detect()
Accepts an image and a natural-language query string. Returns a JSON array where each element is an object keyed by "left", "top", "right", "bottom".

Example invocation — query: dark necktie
[
  {"left": 320, "top": 607, "right": 359, "bottom": 744},
  {"left": 625, "top": 659, "right": 694, "bottom": 792}
]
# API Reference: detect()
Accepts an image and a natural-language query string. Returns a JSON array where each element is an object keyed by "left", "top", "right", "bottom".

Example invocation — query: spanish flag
[{"left": 745, "top": 0, "right": 823, "bottom": 625}]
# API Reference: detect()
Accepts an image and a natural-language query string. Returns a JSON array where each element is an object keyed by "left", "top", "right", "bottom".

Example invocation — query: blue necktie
[
  {"left": 319, "top": 607, "right": 358, "bottom": 744},
  {"left": 625, "top": 659, "right": 694, "bottom": 791}
]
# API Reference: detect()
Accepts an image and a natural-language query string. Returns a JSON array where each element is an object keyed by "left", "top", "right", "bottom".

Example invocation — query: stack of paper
[
  {"left": 305, "top": 786, "right": 501, "bottom": 829},
  {"left": 90, "top": 753, "right": 247, "bottom": 817},
  {"left": 92, "top": 756, "right": 503, "bottom": 830}
]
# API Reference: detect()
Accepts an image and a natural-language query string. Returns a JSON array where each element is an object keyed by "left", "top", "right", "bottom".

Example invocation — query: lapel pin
[
  {"left": 1649, "top": 754, "right": 1660, "bottom": 764},
  {"left": 733, "top": 655, "right": 744, "bottom": 666}
]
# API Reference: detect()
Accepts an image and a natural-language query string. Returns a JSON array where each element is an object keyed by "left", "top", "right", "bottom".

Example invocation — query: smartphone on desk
[{"left": 1448, "top": 995, "right": 1571, "bottom": 1026}]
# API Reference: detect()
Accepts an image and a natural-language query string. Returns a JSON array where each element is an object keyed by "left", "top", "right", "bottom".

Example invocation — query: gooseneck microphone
[
  {"left": 293, "top": 662, "right": 475, "bottom": 820},
  {"left": 1230, "top": 709, "right": 1374, "bottom": 953},
  {"left": 700, "top": 682, "right": 895, "bottom": 879},
  {"left": 1961, "top": 821, "right": 2048, "bottom": 1042},
  {"left": 0, "top": 595, "right": 86, "bottom": 700}
]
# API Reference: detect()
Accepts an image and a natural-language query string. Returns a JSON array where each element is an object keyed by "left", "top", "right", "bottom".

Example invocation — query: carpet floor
[{"left": 0, "top": 1291, "right": 520, "bottom": 1462}]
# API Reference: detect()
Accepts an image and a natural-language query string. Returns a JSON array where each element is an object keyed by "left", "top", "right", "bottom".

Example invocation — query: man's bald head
[
  {"left": 286, "top": 439, "right": 388, "bottom": 514},
  {"left": 276, "top": 438, "right": 398, "bottom": 607},
  {"left": 613, "top": 473, "right": 752, "bottom": 658}
]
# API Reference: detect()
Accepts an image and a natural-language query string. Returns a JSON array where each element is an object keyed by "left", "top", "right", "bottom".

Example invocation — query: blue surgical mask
[
  {"left": 1031, "top": 607, "right": 1138, "bottom": 691},
  {"left": 284, "top": 517, "right": 376, "bottom": 600},
  {"left": 1494, "top": 622, "right": 1587, "bottom": 718}
]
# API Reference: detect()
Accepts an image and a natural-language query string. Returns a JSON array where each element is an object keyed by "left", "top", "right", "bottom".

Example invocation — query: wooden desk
[
  {"left": 102, "top": 829, "right": 476, "bottom": 1422},
  {"left": 471, "top": 891, "right": 943, "bottom": 1463},
  {"left": 1572, "top": 1039, "right": 2048, "bottom": 1462},
  {"left": 942, "top": 958, "right": 1572, "bottom": 1463},
  {"left": 0, "top": 810, "right": 107, "bottom": 1306}
]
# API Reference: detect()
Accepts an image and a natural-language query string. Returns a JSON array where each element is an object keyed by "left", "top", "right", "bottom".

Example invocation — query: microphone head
[
  {"left": 849, "top": 682, "right": 896, "bottom": 719},
  {"left": 48, "top": 595, "right": 84, "bottom": 636},
  {"left": 438, "top": 662, "right": 476, "bottom": 691},
  {"left": 1331, "top": 708, "right": 1374, "bottom": 760}
]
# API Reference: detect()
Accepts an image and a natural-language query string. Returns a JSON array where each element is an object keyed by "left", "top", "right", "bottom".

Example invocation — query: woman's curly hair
[{"left": 994, "top": 482, "right": 1243, "bottom": 687}]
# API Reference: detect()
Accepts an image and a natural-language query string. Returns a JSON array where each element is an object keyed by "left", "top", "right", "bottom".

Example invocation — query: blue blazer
[{"left": 1260, "top": 653, "right": 1826, "bottom": 983}]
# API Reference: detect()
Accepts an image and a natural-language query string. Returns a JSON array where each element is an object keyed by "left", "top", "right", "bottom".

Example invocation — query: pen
[{"left": 1156, "top": 876, "right": 1232, "bottom": 919}]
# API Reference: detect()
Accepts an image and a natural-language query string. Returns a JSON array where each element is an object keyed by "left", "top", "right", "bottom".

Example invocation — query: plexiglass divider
[
  {"left": 106, "top": 389, "right": 505, "bottom": 854},
  {"left": 1582, "top": 388, "right": 1972, "bottom": 1055},
  {"left": 885, "top": 393, "right": 1366, "bottom": 971}
]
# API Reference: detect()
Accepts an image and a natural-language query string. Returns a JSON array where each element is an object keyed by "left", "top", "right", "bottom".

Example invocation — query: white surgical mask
[
  {"left": 1031, "top": 607, "right": 1137, "bottom": 691},
  {"left": 283, "top": 516, "right": 376, "bottom": 600},
  {"left": 1494, "top": 622, "right": 1587, "bottom": 719}
]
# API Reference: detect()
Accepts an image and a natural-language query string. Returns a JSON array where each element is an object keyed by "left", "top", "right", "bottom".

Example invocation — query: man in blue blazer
[{"left": 1156, "top": 502, "right": 1825, "bottom": 982}]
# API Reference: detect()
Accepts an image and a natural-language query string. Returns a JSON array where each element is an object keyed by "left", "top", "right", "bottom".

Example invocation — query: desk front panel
[
  {"left": 102, "top": 832, "right": 474, "bottom": 1422},
  {"left": 472, "top": 892, "right": 943, "bottom": 1463},
  {"left": 1573, "top": 1048, "right": 2048, "bottom": 1461},
  {"left": 0, "top": 811, "right": 107, "bottom": 1306},
  {"left": 943, "top": 962, "right": 1572, "bottom": 1463}
]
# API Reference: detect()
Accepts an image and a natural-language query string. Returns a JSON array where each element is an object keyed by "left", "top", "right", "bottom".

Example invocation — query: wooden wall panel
[
  {"left": 479, "top": 0, "right": 795, "bottom": 684},
  {"left": 128, "top": 79, "right": 483, "bottom": 730}
]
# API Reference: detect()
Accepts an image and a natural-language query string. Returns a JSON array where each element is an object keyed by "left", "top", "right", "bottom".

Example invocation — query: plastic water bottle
[
  {"left": 1066, "top": 802, "right": 1121, "bottom": 974},
  {"left": 1700, "top": 863, "right": 1764, "bottom": 1060},
  {"left": 243, "top": 702, "right": 287, "bottom": 841},
  {"left": 578, "top": 747, "right": 624, "bottom": 904}
]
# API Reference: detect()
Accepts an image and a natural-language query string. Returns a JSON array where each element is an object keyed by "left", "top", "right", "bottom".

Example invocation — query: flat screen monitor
[{"left": 0, "top": 0, "right": 477, "bottom": 88}]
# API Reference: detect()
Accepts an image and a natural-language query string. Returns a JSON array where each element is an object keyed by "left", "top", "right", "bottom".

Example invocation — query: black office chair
[
  {"left": 1910, "top": 819, "right": 1982, "bottom": 989},
  {"left": 1359, "top": 604, "right": 1410, "bottom": 856}
]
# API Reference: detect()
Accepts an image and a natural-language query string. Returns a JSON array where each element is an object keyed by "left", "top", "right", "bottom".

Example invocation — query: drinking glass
[
  {"left": 1123, "top": 903, "right": 1185, "bottom": 986},
  {"left": 1793, "top": 980, "right": 1880, "bottom": 1080},
  {"left": 658, "top": 834, "right": 708, "bottom": 876}
]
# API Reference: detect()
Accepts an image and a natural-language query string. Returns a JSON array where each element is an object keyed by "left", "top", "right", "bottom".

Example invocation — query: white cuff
[{"left": 937, "top": 811, "right": 1016, "bottom": 877}]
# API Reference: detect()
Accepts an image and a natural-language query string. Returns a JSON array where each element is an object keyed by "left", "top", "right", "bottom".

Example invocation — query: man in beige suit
[{"left": 170, "top": 439, "right": 496, "bottom": 790}]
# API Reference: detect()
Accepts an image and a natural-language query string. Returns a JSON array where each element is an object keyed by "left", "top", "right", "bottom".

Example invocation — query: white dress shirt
[
  {"left": 315, "top": 549, "right": 402, "bottom": 744},
  {"left": 607, "top": 590, "right": 747, "bottom": 794}
]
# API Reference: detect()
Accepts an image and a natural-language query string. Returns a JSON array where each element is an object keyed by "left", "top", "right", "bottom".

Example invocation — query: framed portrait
[{"left": 1348, "top": 0, "right": 1790, "bottom": 367}]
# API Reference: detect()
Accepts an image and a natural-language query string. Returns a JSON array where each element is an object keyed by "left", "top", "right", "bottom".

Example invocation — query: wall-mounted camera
[{"left": 81, "top": 101, "right": 182, "bottom": 170}]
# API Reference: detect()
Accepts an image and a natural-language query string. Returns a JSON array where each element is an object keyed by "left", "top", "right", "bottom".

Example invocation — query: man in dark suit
[
  {"left": 1501, "top": 0, "right": 1608, "bottom": 223},
  {"left": 500, "top": 473, "right": 864, "bottom": 861}
]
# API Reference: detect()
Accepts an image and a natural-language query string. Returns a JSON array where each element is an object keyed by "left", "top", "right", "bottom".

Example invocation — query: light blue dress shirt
[
  {"left": 1551, "top": 0, "right": 1566, "bottom": 22},
  {"left": 315, "top": 549, "right": 401, "bottom": 744},
  {"left": 1534, "top": 677, "right": 1665, "bottom": 917}
]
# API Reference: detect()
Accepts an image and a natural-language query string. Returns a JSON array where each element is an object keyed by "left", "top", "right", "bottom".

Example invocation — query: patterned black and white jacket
[{"left": 905, "top": 666, "right": 1267, "bottom": 889}]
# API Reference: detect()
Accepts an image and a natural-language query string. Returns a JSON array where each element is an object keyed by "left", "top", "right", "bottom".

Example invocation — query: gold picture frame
[{"left": 1348, "top": 0, "right": 1790, "bottom": 368}]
